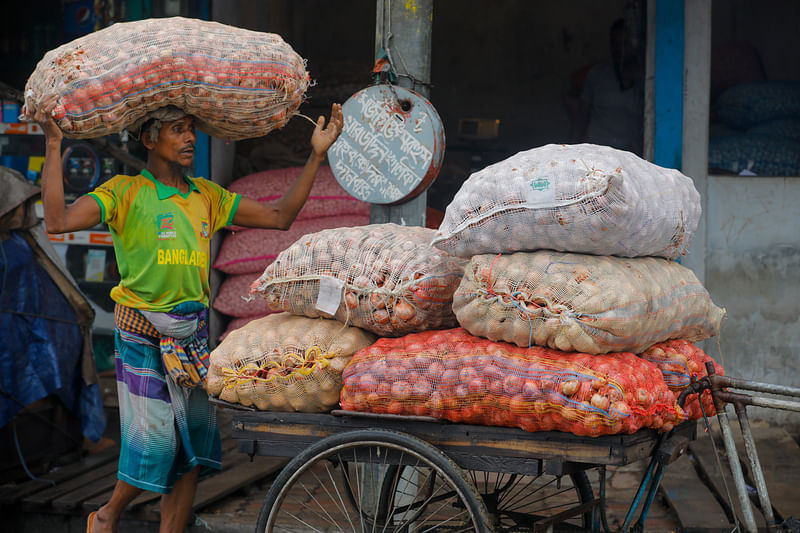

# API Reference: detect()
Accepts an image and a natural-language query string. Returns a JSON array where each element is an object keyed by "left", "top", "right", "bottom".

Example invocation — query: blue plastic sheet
[{"left": 0, "top": 232, "right": 106, "bottom": 441}]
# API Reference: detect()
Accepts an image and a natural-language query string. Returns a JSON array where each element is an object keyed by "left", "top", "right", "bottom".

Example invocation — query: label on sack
[
  {"left": 316, "top": 276, "right": 345, "bottom": 315},
  {"left": 525, "top": 176, "right": 557, "bottom": 206}
]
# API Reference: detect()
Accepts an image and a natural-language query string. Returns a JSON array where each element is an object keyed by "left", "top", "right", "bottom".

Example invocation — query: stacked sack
[
  {"left": 211, "top": 165, "right": 370, "bottom": 339},
  {"left": 339, "top": 144, "right": 727, "bottom": 436},
  {"left": 22, "top": 17, "right": 309, "bottom": 140},
  {"left": 341, "top": 328, "right": 686, "bottom": 437},
  {"left": 210, "top": 221, "right": 466, "bottom": 412},
  {"left": 247, "top": 223, "right": 466, "bottom": 337},
  {"left": 206, "top": 313, "right": 376, "bottom": 412},
  {"left": 432, "top": 143, "right": 725, "bottom": 355}
]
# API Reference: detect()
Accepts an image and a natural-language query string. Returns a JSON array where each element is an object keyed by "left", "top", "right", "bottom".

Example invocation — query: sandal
[{"left": 86, "top": 511, "right": 97, "bottom": 533}]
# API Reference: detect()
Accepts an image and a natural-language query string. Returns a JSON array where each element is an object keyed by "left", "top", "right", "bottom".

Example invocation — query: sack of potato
[
  {"left": 207, "top": 313, "right": 376, "bottom": 412},
  {"left": 249, "top": 223, "right": 466, "bottom": 336},
  {"left": 453, "top": 251, "right": 726, "bottom": 354},
  {"left": 22, "top": 17, "right": 309, "bottom": 140},
  {"left": 432, "top": 143, "right": 700, "bottom": 259}
]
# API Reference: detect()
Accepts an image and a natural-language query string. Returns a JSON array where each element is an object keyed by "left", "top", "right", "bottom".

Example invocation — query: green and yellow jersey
[{"left": 89, "top": 169, "right": 240, "bottom": 312}]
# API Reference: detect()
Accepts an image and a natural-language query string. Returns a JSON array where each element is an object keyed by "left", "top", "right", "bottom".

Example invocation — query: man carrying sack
[{"left": 35, "top": 96, "right": 342, "bottom": 533}]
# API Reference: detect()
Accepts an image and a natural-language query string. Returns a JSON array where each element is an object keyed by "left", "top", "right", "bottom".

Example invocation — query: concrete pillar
[
  {"left": 371, "top": 0, "right": 434, "bottom": 227},
  {"left": 680, "top": 0, "right": 712, "bottom": 284},
  {"left": 643, "top": 0, "right": 656, "bottom": 162}
]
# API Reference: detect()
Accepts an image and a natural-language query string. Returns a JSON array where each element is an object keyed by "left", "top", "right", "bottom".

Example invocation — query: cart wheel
[
  {"left": 256, "top": 429, "right": 490, "bottom": 532},
  {"left": 468, "top": 470, "right": 594, "bottom": 531}
]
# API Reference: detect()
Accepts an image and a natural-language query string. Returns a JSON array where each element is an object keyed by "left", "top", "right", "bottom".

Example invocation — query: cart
[
  {"left": 212, "top": 397, "right": 697, "bottom": 533},
  {"left": 212, "top": 357, "right": 800, "bottom": 533}
]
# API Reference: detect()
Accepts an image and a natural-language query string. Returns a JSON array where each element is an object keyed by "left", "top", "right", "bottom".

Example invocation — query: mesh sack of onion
[
  {"left": 340, "top": 328, "right": 687, "bottom": 437},
  {"left": 432, "top": 143, "right": 701, "bottom": 260},
  {"left": 453, "top": 251, "right": 725, "bottom": 355},
  {"left": 249, "top": 223, "right": 466, "bottom": 337},
  {"left": 22, "top": 17, "right": 309, "bottom": 140}
]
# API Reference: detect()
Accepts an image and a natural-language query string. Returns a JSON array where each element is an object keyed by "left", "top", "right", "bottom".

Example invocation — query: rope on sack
[{"left": 221, "top": 345, "right": 336, "bottom": 388}]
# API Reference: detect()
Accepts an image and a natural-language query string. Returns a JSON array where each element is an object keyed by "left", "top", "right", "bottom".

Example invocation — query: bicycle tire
[{"left": 256, "top": 428, "right": 491, "bottom": 532}]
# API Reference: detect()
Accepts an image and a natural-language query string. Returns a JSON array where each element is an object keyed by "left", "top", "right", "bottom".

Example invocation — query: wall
[
  {"left": 211, "top": 0, "right": 635, "bottom": 149},
  {"left": 705, "top": 176, "right": 800, "bottom": 428},
  {"left": 712, "top": 0, "right": 800, "bottom": 83},
  {"left": 702, "top": 1, "right": 800, "bottom": 429}
]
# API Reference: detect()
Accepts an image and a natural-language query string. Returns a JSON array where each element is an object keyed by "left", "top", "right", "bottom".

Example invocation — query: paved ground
[{"left": 7, "top": 452, "right": 683, "bottom": 533}]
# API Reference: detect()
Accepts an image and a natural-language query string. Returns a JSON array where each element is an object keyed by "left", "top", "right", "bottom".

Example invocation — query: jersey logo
[
  {"left": 200, "top": 220, "right": 210, "bottom": 240},
  {"left": 157, "top": 213, "right": 177, "bottom": 240}
]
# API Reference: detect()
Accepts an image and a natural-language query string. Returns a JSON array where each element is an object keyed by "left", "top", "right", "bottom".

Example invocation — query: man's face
[{"left": 148, "top": 116, "right": 197, "bottom": 167}]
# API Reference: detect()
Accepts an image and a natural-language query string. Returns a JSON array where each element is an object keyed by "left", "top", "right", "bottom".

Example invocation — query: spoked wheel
[
  {"left": 257, "top": 429, "right": 490, "bottom": 532},
  {"left": 468, "top": 470, "right": 594, "bottom": 531}
]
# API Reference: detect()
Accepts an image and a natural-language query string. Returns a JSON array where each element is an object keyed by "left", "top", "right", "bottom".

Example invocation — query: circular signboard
[{"left": 328, "top": 84, "right": 445, "bottom": 205}]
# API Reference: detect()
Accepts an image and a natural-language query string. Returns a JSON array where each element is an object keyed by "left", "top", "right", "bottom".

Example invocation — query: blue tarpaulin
[{"left": 0, "top": 231, "right": 105, "bottom": 441}]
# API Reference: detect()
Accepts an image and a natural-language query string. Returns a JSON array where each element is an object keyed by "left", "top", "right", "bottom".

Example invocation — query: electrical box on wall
[{"left": 457, "top": 118, "right": 500, "bottom": 141}]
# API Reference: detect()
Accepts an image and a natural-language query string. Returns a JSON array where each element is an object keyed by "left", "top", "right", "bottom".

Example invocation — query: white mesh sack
[
  {"left": 249, "top": 223, "right": 466, "bottom": 336},
  {"left": 432, "top": 144, "right": 701, "bottom": 259},
  {"left": 454, "top": 251, "right": 725, "bottom": 354},
  {"left": 22, "top": 17, "right": 309, "bottom": 140},
  {"left": 206, "top": 313, "right": 376, "bottom": 412}
]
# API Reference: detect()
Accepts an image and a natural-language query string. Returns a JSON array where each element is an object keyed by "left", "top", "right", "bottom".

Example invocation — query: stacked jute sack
[
  {"left": 22, "top": 17, "right": 309, "bottom": 140},
  {"left": 211, "top": 165, "right": 370, "bottom": 339},
  {"left": 208, "top": 222, "right": 467, "bottom": 412},
  {"left": 337, "top": 144, "right": 727, "bottom": 436}
]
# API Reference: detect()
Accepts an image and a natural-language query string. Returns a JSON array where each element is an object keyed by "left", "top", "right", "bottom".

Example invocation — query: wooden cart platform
[{"left": 230, "top": 408, "right": 698, "bottom": 477}]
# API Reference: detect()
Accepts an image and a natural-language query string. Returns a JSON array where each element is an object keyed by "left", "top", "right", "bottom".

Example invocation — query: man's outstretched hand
[{"left": 310, "top": 103, "right": 343, "bottom": 159}]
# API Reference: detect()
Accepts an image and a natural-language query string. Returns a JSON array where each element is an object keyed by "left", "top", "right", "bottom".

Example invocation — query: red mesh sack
[
  {"left": 22, "top": 17, "right": 309, "bottom": 140},
  {"left": 227, "top": 166, "right": 369, "bottom": 225},
  {"left": 213, "top": 274, "right": 275, "bottom": 317},
  {"left": 341, "top": 328, "right": 686, "bottom": 436},
  {"left": 213, "top": 215, "right": 369, "bottom": 275},
  {"left": 639, "top": 340, "right": 724, "bottom": 420}
]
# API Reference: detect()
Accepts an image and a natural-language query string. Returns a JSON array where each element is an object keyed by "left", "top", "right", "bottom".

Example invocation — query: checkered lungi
[{"left": 113, "top": 302, "right": 221, "bottom": 493}]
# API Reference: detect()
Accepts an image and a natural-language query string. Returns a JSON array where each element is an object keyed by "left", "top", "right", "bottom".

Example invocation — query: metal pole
[
  {"left": 372, "top": 0, "right": 433, "bottom": 227},
  {"left": 734, "top": 402, "right": 776, "bottom": 531},
  {"left": 715, "top": 391, "right": 800, "bottom": 413},
  {"left": 632, "top": 463, "right": 668, "bottom": 533},
  {"left": 621, "top": 450, "right": 659, "bottom": 532},
  {"left": 737, "top": 396, "right": 800, "bottom": 413},
  {"left": 716, "top": 404, "right": 759, "bottom": 533},
  {"left": 598, "top": 466, "right": 611, "bottom": 533},
  {"left": 719, "top": 376, "right": 800, "bottom": 399}
]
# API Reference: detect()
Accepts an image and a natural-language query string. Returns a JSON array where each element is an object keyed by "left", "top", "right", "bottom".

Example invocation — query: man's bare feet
[{"left": 90, "top": 506, "right": 116, "bottom": 533}]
